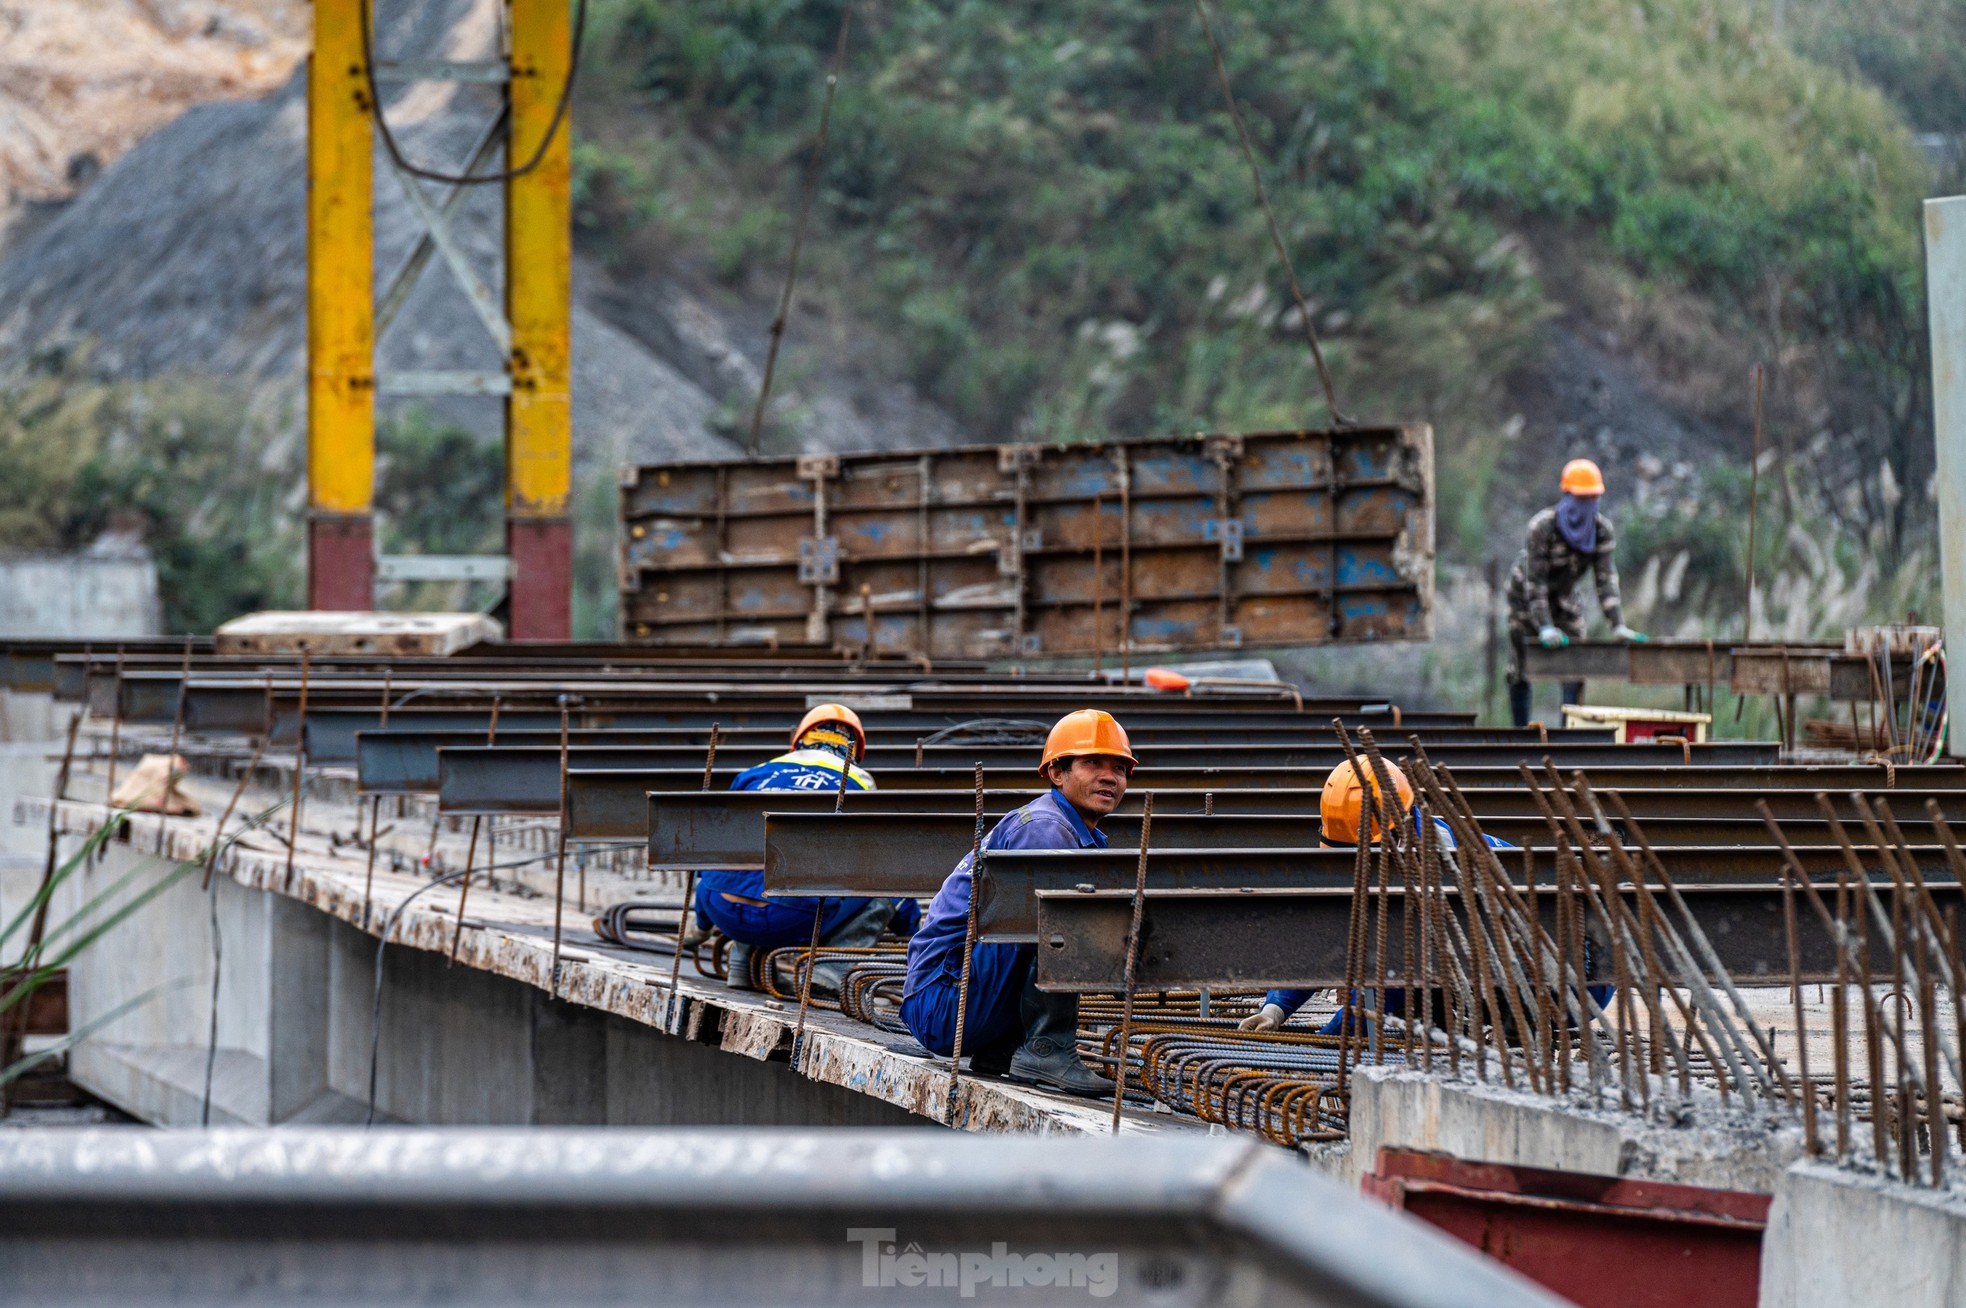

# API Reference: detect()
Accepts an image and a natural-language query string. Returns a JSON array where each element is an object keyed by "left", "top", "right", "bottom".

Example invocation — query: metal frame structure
[{"left": 307, "top": 0, "right": 572, "bottom": 637}]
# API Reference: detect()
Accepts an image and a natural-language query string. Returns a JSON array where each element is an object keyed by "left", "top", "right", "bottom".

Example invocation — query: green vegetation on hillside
[{"left": 578, "top": 0, "right": 1931, "bottom": 564}]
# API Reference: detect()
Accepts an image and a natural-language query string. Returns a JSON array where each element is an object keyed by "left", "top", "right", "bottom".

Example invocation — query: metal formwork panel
[{"left": 620, "top": 427, "right": 1434, "bottom": 657}]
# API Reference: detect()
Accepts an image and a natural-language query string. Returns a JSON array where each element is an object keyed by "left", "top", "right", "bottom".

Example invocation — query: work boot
[
  {"left": 1508, "top": 681, "right": 1533, "bottom": 729},
  {"left": 1005, "top": 974, "right": 1113, "bottom": 1096},
  {"left": 725, "top": 942, "right": 757, "bottom": 991},
  {"left": 807, "top": 898, "right": 896, "bottom": 998},
  {"left": 969, "top": 1039, "right": 1016, "bottom": 1079},
  {"left": 1008, "top": 1038, "right": 1114, "bottom": 1096}
]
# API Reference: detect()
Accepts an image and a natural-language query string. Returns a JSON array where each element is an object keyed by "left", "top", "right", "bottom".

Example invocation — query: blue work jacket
[{"left": 902, "top": 789, "right": 1106, "bottom": 1001}]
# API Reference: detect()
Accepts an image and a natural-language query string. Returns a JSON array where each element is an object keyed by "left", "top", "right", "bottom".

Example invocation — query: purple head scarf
[{"left": 1555, "top": 493, "right": 1599, "bottom": 553}]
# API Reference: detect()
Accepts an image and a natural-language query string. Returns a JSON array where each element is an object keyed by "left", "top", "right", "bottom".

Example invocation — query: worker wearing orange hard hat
[
  {"left": 1238, "top": 760, "right": 1608, "bottom": 1035},
  {"left": 901, "top": 709, "right": 1135, "bottom": 1096},
  {"left": 1241, "top": 760, "right": 1538, "bottom": 1035},
  {"left": 1503, "top": 458, "right": 1644, "bottom": 727},
  {"left": 693, "top": 703, "right": 916, "bottom": 993}
]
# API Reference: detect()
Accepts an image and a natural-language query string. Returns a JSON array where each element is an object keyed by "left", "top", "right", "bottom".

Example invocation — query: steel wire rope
[
  {"left": 1190, "top": 0, "right": 1350, "bottom": 425},
  {"left": 356, "top": 0, "right": 588, "bottom": 186},
  {"left": 745, "top": 1, "right": 857, "bottom": 456}
]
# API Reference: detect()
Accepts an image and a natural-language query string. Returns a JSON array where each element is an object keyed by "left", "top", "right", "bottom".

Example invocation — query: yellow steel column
[
  {"left": 306, "top": 0, "right": 377, "bottom": 609},
  {"left": 505, "top": 0, "right": 573, "bottom": 639}
]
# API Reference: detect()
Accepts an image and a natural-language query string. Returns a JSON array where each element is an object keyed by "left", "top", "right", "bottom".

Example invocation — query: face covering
[{"left": 1556, "top": 492, "right": 1599, "bottom": 554}]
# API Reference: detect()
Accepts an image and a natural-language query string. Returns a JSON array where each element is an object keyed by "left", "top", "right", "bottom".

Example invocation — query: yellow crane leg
[
  {"left": 306, "top": 0, "right": 376, "bottom": 610},
  {"left": 505, "top": 0, "right": 573, "bottom": 640}
]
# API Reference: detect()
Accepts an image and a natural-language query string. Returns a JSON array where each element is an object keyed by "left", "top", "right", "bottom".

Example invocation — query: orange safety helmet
[
  {"left": 1038, "top": 709, "right": 1137, "bottom": 776},
  {"left": 1320, "top": 759, "right": 1414, "bottom": 845},
  {"left": 793, "top": 703, "right": 867, "bottom": 760},
  {"left": 1559, "top": 458, "right": 1606, "bottom": 497}
]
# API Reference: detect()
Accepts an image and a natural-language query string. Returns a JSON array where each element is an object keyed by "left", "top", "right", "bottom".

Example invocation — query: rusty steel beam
[
  {"left": 751, "top": 807, "right": 1966, "bottom": 898},
  {"left": 632, "top": 777, "right": 1966, "bottom": 853},
  {"left": 985, "top": 843, "right": 1953, "bottom": 950},
  {"left": 346, "top": 723, "right": 1598, "bottom": 780},
  {"left": 451, "top": 747, "right": 1789, "bottom": 823},
  {"left": 1521, "top": 639, "right": 1913, "bottom": 702},
  {"left": 370, "top": 735, "right": 1642, "bottom": 796},
  {"left": 1030, "top": 868, "right": 1944, "bottom": 991}
]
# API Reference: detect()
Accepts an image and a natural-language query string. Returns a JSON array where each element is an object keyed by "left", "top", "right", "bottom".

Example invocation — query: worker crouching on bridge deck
[
  {"left": 1240, "top": 761, "right": 1510, "bottom": 1036},
  {"left": 1239, "top": 760, "right": 1611, "bottom": 1037},
  {"left": 900, "top": 709, "right": 1130, "bottom": 1097},
  {"left": 694, "top": 704, "right": 918, "bottom": 995},
  {"left": 1504, "top": 458, "right": 1645, "bottom": 728}
]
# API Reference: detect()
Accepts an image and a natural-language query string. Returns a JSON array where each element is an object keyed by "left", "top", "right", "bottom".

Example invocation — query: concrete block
[
  {"left": 1349, "top": 1067, "right": 1803, "bottom": 1193},
  {"left": 1760, "top": 1161, "right": 1966, "bottom": 1307}
]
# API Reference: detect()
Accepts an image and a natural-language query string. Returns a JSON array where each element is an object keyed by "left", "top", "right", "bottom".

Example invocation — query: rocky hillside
[{"left": 0, "top": 0, "right": 1945, "bottom": 668}]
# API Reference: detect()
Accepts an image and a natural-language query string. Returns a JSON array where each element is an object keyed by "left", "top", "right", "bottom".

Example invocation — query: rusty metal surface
[
  {"left": 1029, "top": 869, "right": 1941, "bottom": 990},
  {"left": 620, "top": 428, "right": 1435, "bottom": 657},
  {"left": 1363, "top": 1149, "right": 1768, "bottom": 1308},
  {"left": 351, "top": 724, "right": 1598, "bottom": 787},
  {"left": 1521, "top": 639, "right": 1912, "bottom": 702},
  {"left": 438, "top": 745, "right": 1784, "bottom": 820}
]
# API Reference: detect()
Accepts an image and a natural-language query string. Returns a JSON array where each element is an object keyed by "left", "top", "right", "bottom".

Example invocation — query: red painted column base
[
  {"left": 508, "top": 516, "right": 572, "bottom": 642},
  {"left": 307, "top": 515, "right": 374, "bottom": 612},
  {"left": 1363, "top": 1148, "right": 1769, "bottom": 1308}
]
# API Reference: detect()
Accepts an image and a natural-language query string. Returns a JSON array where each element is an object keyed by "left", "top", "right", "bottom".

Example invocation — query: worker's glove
[
  {"left": 1537, "top": 625, "right": 1569, "bottom": 648},
  {"left": 1612, "top": 624, "right": 1646, "bottom": 643},
  {"left": 1239, "top": 1003, "right": 1288, "bottom": 1033}
]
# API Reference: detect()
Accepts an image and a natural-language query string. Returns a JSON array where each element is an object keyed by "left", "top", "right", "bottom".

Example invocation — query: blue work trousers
[{"left": 900, "top": 941, "right": 1033, "bottom": 1061}]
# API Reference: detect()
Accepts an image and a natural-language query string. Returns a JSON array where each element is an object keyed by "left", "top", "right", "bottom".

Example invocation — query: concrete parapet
[
  {"left": 1761, "top": 1162, "right": 1966, "bottom": 1308},
  {"left": 1349, "top": 1066, "right": 1804, "bottom": 1193}
]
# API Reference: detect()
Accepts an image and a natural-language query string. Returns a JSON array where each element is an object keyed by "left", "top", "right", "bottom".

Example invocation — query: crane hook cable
[
  {"left": 1192, "top": 0, "right": 1351, "bottom": 426},
  {"left": 746, "top": 1, "right": 857, "bottom": 457}
]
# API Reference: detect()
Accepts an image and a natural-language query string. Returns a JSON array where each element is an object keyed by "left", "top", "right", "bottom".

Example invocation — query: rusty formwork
[{"left": 619, "top": 428, "right": 1434, "bottom": 658}]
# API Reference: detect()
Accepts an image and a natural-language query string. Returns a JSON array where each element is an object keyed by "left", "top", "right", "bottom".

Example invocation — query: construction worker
[
  {"left": 900, "top": 709, "right": 1130, "bottom": 1096},
  {"left": 695, "top": 704, "right": 915, "bottom": 993},
  {"left": 1504, "top": 458, "right": 1645, "bottom": 728},
  {"left": 1238, "top": 761, "right": 1608, "bottom": 1034}
]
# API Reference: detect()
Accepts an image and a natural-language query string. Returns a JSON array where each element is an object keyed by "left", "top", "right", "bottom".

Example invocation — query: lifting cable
[
  {"left": 1191, "top": 0, "right": 1350, "bottom": 426},
  {"left": 746, "top": 2, "right": 858, "bottom": 456},
  {"left": 357, "top": 0, "right": 589, "bottom": 186}
]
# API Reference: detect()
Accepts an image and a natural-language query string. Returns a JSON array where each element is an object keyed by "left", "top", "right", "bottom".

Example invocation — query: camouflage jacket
[{"left": 1505, "top": 507, "right": 1623, "bottom": 634}]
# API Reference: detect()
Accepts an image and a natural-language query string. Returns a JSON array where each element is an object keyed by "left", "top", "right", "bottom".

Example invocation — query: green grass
[{"left": 578, "top": 0, "right": 1927, "bottom": 499}]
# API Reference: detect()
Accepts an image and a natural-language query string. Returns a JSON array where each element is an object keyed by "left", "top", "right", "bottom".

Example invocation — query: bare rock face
[
  {"left": 0, "top": 0, "right": 308, "bottom": 226},
  {"left": 0, "top": 0, "right": 965, "bottom": 470}
]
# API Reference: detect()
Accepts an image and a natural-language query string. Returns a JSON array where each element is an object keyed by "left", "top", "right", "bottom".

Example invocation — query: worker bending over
[
  {"left": 1504, "top": 458, "right": 1644, "bottom": 727},
  {"left": 694, "top": 705, "right": 915, "bottom": 994},
  {"left": 1240, "top": 761, "right": 1506, "bottom": 1035},
  {"left": 1240, "top": 761, "right": 1611, "bottom": 1035},
  {"left": 901, "top": 709, "right": 1130, "bottom": 1096}
]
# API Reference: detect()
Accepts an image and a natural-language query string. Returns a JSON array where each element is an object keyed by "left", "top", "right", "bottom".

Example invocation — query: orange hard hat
[
  {"left": 1560, "top": 458, "right": 1606, "bottom": 497},
  {"left": 1320, "top": 760, "right": 1414, "bottom": 845},
  {"left": 1038, "top": 709, "right": 1137, "bottom": 775},
  {"left": 1144, "top": 667, "right": 1190, "bottom": 691},
  {"left": 793, "top": 703, "right": 866, "bottom": 760}
]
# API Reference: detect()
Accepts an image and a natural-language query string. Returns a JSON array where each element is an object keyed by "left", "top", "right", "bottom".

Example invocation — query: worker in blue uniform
[
  {"left": 1239, "top": 760, "right": 1610, "bottom": 1036},
  {"left": 901, "top": 708, "right": 1133, "bottom": 1096},
  {"left": 695, "top": 703, "right": 917, "bottom": 994}
]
